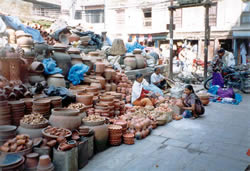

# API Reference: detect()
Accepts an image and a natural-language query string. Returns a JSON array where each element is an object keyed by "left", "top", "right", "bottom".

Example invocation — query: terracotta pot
[
  {"left": 111, "top": 83, "right": 117, "bottom": 91},
  {"left": 25, "top": 153, "right": 39, "bottom": 169},
  {"left": 124, "top": 55, "right": 136, "bottom": 70},
  {"left": 76, "top": 93, "right": 93, "bottom": 105},
  {"left": 69, "top": 86, "right": 85, "bottom": 95},
  {"left": 90, "top": 80, "right": 102, "bottom": 90},
  {"left": 37, "top": 155, "right": 54, "bottom": 171},
  {"left": 86, "top": 86, "right": 99, "bottom": 95},
  {"left": 94, "top": 59, "right": 105, "bottom": 74},
  {"left": 47, "top": 74, "right": 66, "bottom": 87},
  {"left": 201, "top": 99, "right": 209, "bottom": 105},
  {"left": 105, "top": 83, "right": 111, "bottom": 91},
  {"left": 30, "top": 61, "right": 45, "bottom": 73},
  {"left": 16, "top": 33, "right": 33, "bottom": 46},
  {"left": 104, "top": 66, "right": 115, "bottom": 81}
]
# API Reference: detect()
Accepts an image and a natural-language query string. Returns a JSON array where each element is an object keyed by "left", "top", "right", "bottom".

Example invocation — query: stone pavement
[{"left": 81, "top": 94, "right": 250, "bottom": 171}]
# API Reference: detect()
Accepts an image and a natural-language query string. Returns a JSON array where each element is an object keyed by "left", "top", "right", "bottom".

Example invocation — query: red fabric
[{"left": 140, "top": 88, "right": 149, "bottom": 99}]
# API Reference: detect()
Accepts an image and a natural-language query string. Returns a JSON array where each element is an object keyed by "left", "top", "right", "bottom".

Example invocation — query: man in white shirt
[{"left": 150, "top": 68, "right": 167, "bottom": 89}]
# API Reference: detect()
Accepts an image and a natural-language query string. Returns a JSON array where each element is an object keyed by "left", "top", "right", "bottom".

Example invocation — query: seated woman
[
  {"left": 132, "top": 73, "right": 154, "bottom": 107},
  {"left": 179, "top": 85, "right": 205, "bottom": 118}
]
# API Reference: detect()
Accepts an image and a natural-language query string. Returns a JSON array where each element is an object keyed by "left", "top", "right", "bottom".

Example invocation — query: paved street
[{"left": 82, "top": 94, "right": 250, "bottom": 171}]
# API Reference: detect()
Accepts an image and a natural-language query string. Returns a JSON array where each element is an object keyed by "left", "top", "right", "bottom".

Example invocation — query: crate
[{"left": 177, "top": 0, "right": 203, "bottom": 5}]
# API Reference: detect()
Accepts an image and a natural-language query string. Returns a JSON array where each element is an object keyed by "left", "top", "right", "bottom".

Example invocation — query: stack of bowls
[
  {"left": 21, "top": 98, "right": 33, "bottom": 114},
  {"left": 114, "top": 120, "right": 127, "bottom": 134},
  {"left": 0, "top": 125, "right": 17, "bottom": 145},
  {"left": 0, "top": 101, "right": 12, "bottom": 125},
  {"left": 8, "top": 100, "right": 25, "bottom": 126},
  {"left": 32, "top": 99, "right": 51, "bottom": 119},
  {"left": 123, "top": 133, "right": 135, "bottom": 145},
  {"left": 108, "top": 125, "right": 122, "bottom": 146},
  {"left": 0, "top": 154, "right": 25, "bottom": 171}
]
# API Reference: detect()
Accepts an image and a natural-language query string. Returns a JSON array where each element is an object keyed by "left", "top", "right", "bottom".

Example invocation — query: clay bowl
[
  {"left": 1, "top": 155, "right": 25, "bottom": 171},
  {"left": 100, "top": 95, "right": 114, "bottom": 102},
  {"left": 8, "top": 101, "right": 25, "bottom": 108},
  {"left": 41, "top": 127, "right": 72, "bottom": 139},
  {"left": 85, "top": 86, "right": 99, "bottom": 93}
]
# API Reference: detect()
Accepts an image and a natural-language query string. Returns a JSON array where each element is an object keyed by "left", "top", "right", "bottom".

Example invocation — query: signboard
[
  {"left": 177, "top": 0, "right": 202, "bottom": 5},
  {"left": 166, "top": 24, "right": 176, "bottom": 30}
]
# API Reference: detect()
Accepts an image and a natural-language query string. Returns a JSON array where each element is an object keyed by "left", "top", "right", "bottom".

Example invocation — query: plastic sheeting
[
  {"left": 68, "top": 64, "right": 89, "bottom": 85},
  {"left": 42, "top": 58, "right": 62, "bottom": 75},
  {"left": 74, "top": 31, "right": 103, "bottom": 49},
  {"left": 126, "top": 42, "right": 145, "bottom": 53},
  {"left": 143, "top": 84, "right": 164, "bottom": 97},
  {"left": 1, "top": 15, "right": 44, "bottom": 43}
]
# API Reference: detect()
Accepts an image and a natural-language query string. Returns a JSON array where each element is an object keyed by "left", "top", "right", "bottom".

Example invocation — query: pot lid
[
  {"left": 50, "top": 74, "right": 64, "bottom": 78},
  {"left": 67, "top": 47, "right": 81, "bottom": 54}
]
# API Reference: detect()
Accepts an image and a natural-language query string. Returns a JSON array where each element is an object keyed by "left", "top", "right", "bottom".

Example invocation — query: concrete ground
[{"left": 81, "top": 94, "right": 250, "bottom": 171}]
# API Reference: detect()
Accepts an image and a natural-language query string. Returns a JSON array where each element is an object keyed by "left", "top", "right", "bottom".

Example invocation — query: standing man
[
  {"left": 151, "top": 68, "right": 167, "bottom": 89},
  {"left": 240, "top": 42, "right": 247, "bottom": 65}
]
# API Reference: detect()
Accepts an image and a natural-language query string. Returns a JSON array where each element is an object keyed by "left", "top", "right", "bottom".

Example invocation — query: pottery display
[
  {"left": 8, "top": 100, "right": 26, "bottom": 126},
  {"left": 47, "top": 74, "right": 66, "bottom": 87},
  {"left": 49, "top": 108, "right": 81, "bottom": 130},
  {"left": 32, "top": 99, "right": 51, "bottom": 119}
]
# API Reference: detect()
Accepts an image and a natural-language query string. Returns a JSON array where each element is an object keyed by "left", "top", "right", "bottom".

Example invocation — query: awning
[{"left": 233, "top": 31, "right": 250, "bottom": 38}]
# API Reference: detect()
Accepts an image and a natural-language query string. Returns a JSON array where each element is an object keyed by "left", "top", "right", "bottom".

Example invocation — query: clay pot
[
  {"left": 201, "top": 99, "right": 209, "bottom": 105},
  {"left": 96, "top": 75, "right": 105, "bottom": 89},
  {"left": 69, "top": 86, "right": 85, "bottom": 95},
  {"left": 104, "top": 66, "right": 115, "bottom": 81},
  {"left": 30, "top": 61, "right": 45, "bottom": 73},
  {"left": 76, "top": 93, "right": 93, "bottom": 105},
  {"left": 90, "top": 80, "right": 102, "bottom": 90},
  {"left": 16, "top": 33, "right": 33, "bottom": 46},
  {"left": 124, "top": 54, "right": 136, "bottom": 70},
  {"left": 68, "top": 34, "right": 80, "bottom": 43},
  {"left": 34, "top": 43, "right": 48, "bottom": 54},
  {"left": 105, "top": 83, "right": 111, "bottom": 91},
  {"left": 28, "top": 73, "right": 45, "bottom": 85},
  {"left": 25, "top": 153, "right": 39, "bottom": 169},
  {"left": 111, "top": 83, "right": 117, "bottom": 91},
  {"left": 47, "top": 74, "right": 66, "bottom": 87},
  {"left": 94, "top": 59, "right": 105, "bottom": 74},
  {"left": 135, "top": 54, "right": 145, "bottom": 69}
]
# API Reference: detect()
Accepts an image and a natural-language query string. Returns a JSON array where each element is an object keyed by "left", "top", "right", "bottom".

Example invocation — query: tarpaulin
[
  {"left": 126, "top": 42, "right": 145, "bottom": 53},
  {"left": 68, "top": 64, "right": 89, "bottom": 85},
  {"left": 1, "top": 15, "right": 44, "bottom": 43},
  {"left": 42, "top": 58, "right": 62, "bottom": 75}
]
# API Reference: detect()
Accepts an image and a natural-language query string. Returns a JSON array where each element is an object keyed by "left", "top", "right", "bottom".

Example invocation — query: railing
[{"left": 32, "top": 8, "right": 61, "bottom": 19}]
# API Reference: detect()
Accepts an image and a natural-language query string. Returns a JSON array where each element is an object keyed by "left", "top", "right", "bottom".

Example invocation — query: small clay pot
[
  {"left": 38, "top": 155, "right": 52, "bottom": 168},
  {"left": 25, "top": 153, "right": 39, "bottom": 169}
]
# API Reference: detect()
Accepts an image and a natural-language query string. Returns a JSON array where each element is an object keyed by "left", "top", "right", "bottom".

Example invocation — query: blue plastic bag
[
  {"left": 68, "top": 64, "right": 89, "bottom": 85},
  {"left": 143, "top": 84, "right": 164, "bottom": 96},
  {"left": 43, "top": 58, "right": 62, "bottom": 75}
]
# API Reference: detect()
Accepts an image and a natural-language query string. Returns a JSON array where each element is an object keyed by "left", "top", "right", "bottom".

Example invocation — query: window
[
  {"left": 75, "top": 10, "right": 82, "bottom": 20},
  {"left": 143, "top": 8, "right": 152, "bottom": 27},
  {"left": 241, "top": 12, "right": 250, "bottom": 25},
  {"left": 85, "top": 9, "right": 104, "bottom": 23},
  {"left": 209, "top": 5, "right": 217, "bottom": 26}
]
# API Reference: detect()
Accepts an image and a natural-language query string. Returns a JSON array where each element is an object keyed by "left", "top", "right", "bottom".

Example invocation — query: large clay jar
[
  {"left": 76, "top": 93, "right": 93, "bottom": 105},
  {"left": 49, "top": 108, "right": 81, "bottom": 130},
  {"left": 111, "top": 83, "right": 117, "bottom": 91},
  {"left": 16, "top": 33, "right": 33, "bottom": 46},
  {"left": 52, "top": 43, "right": 71, "bottom": 77},
  {"left": 94, "top": 59, "right": 105, "bottom": 74},
  {"left": 47, "top": 74, "right": 66, "bottom": 87},
  {"left": 134, "top": 53, "right": 145, "bottom": 69},
  {"left": 124, "top": 54, "right": 136, "bottom": 70},
  {"left": 91, "top": 124, "right": 108, "bottom": 152}
]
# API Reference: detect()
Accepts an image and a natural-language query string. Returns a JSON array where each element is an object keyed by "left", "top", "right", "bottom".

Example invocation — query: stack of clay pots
[
  {"left": 116, "top": 72, "right": 132, "bottom": 103},
  {"left": 108, "top": 125, "right": 123, "bottom": 146},
  {"left": 28, "top": 61, "right": 45, "bottom": 85},
  {"left": 48, "top": 96, "right": 62, "bottom": 108},
  {"left": 0, "top": 125, "right": 17, "bottom": 145},
  {"left": 114, "top": 120, "right": 127, "bottom": 134},
  {"left": 32, "top": 99, "right": 51, "bottom": 119},
  {"left": 21, "top": 98, "right": 33, "bottom": 114},
  {"left": 123, "top": 133, "right": 135, "bottom": 145},
  {"left": 99, "top": 95, "right": 115, "bottom": 118},
  {"left": 8, "top": 100, "right": 25, "bottom": 126},
  {"left": 78, "top": 126, "right": 90, "bottom": 136},
  {"left": 49, "top": 108, "right": 81, "bottom": 130},
  {"left": 76, "top": 92, "right": 94, "bottom": 109},
  {"left": 0, "top": 101, "right": 12, "bottom": 125}
]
